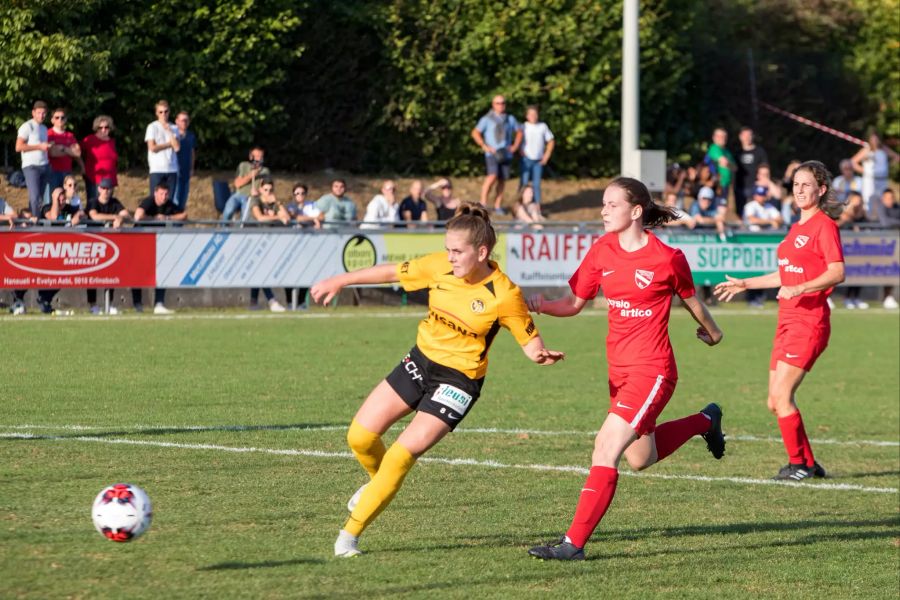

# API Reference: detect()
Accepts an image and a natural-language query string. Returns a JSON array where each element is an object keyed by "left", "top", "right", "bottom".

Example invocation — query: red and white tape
[{"left": 761, "top": 102, "right": 867, "bottom": 147}]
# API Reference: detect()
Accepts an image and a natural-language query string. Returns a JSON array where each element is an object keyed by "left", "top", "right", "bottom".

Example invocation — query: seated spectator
[
  {"left": 837, "top": 191, "right": 868, "bottom": 230},
  {"left": 423, "top": 178, "right": 461, "bottom": 223},
  {"left": 62, "top": 174, "right": 83, "bottom": 209},
  {"left": 0, "top": 196, "right": 15, "bottom": 228},
  {"left": 742, "top": 185, "right": 783, "bottom": 231},
  {"left": 221, "top": 146, "right": 269, "bottom": 222},
  {"left": 316, "top": 179, "right": 357, "bottom": 225},
  {"left": 360, "top": 180, "right": 399, "bottom": 229},
  {"left": 873, "top": 188, "right": 900, "bottom": 228},
  {"left": 662, "top": 192, "right": 694, "bottom": 229},
  {"left": 512, "top": 185, "right": 546, "bottom": 227},
  {"left": 780, "top": 194, "right": 802, "bottom": 227},
  {"left": 133, "top": 181, "right": 185, "bottom": 314},
  {"left": 665, "top": 163, "right": 688, "bottom": 206},
  {"left": 41, "top": 186, "right": 83, "bottom": 225},
  {"left": 754, "top": 163, "right": 783, "bottom": 206},
  {"left": 832, "top": 158, "right": 862, "bottom": 204},
  {"left": 285, "top": 183, "right": 322, "bottom": 228},
  {"left": 689, "top": 186, "right": 727, "bottom": 238},
  {"left": 85, "top": 178, "right": 131, "bottom": 315},
  {"left": 398, "top": 180, "right": 429, "bottom": 227},
  {"left": 246, "top": 179, "right": 290, "bottom": 225}
]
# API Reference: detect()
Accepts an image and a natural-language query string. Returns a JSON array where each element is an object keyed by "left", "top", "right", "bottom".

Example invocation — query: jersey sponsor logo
[
  {"left": 607, "top": 297, "right": 653, "bottom": 318},
  {"left": 429, "top": 309, "right": 478, "bottom": 338},
  {"left": 794, "top": 235, "right": 809, "bottom": 249},
  {"left": 432, "top": 383, "right": 472, "bottom": 416},
  {"left": 778, "top": 257, "right": 804, "bottom": 273},
  {"left": 634, "top": 269, "right": 654, "bottom": 289},
  {"left": 602, "top": 270, "right": 615, "bottom": 277},
  {"left": 470, "top": 298, "right": 485, "bottom": 313}
]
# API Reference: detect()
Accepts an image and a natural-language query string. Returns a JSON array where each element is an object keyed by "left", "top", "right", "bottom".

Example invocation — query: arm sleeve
[
  {"left": 568, "top": 243, "right": 603, "bottom": 300},
  {"left": 498, "top": 285, "right": 539, "bottom": 346},
  {"left": 144, "top": 124, "right": 155, "bottom": 143},
  {"left": 671, "top": 249, "right": 697, "bottom": 299},
  {"left": 544, "top": 124, "right": 555, "bottom": 141},
  {"left": 396, "top": 252, "right": 445, "bottom": 292},
  {"left": 17, "top": 122, "right": 30, "bottom": 140},
  {"left": 819, "top": 220, "right": 844, "bottom": 263}
]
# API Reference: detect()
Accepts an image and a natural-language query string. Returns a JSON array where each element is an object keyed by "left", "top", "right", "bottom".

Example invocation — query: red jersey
[
  {"left": 569, "top": 232, "right": 696, "bottom": 380},
  {"left": 47, "top": 130, "right": 76, "bottom": 172},
  {"left": 777, "top": 210, "right": 843, "bottom": 318},
  {"left": 81, "top": 135, "right": 119, "bottom": 186}
]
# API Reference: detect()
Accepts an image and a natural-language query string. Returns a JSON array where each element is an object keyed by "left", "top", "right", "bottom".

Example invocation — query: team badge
[
  {"left": 470, "top": 299, "right": 485, "bottom": 313},
  {"left": 634, "top": 269, "right": 655, "bottom": 289},
  {"left": 794, "top": 235, "right": 809, "bottom": 249}
]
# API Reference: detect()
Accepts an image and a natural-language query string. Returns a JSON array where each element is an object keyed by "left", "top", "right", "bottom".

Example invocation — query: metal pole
[{"left": 621, "top": 0, "right": 639, "bottom": 175}]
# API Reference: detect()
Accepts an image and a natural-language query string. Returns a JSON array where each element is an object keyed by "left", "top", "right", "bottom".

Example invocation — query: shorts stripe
[{"left": 630, "top": 374, "right": 664, "bottom": 429}]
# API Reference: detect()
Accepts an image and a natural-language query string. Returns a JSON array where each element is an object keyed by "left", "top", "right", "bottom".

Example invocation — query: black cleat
[
  {"left": 700, "top": 403, "right": 726, "bottom": 459},
  {"left": 773, "top": 463, "right": 815, "bottom": 481},
  {"left": 811, "top": 462, "right": 826, "bottom": 478},
  {"left": 528, "top": 538, "right": 585, "bottom": 561}
]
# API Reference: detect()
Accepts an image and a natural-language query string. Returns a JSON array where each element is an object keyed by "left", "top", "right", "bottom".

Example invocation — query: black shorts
[
  {"left": 385, "top": 346, "right": 485, "bottom": 431},
  {"left": 485, "top": 152, "right": 512, "bottom": 180}
]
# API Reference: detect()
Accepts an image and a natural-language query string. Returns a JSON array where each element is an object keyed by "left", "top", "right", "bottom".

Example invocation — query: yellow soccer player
[{"left": 311, "top": 202, "right": 565, "bottom": 557}]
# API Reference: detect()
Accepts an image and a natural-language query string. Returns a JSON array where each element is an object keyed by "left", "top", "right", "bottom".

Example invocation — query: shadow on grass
[
  {"left": 3, "top": 423, "right": 346, "bottom": 440},
  {"left": 198, "top": 557, "right": 326, "bottom": 571}
]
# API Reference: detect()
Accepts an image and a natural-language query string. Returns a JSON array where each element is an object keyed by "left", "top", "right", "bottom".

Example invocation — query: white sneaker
[
  {"left": 855, "top": 300, "right": 870, "bottom": 310},
  {"left": 107, "top": 306, "right": 120, "bottom": 315},
  {"left": 334, "top": 530, "right": 362, "bottom": 557},
  {"left": 10, "top": 301, "right": 25, "bottom": 315},
  {"left": 884, "top": 295, "right": 899, "bottom": 310},
  {"left": 153, "top": 303, "right": 175, "bottom": 315},
  {"left": 347, "top": 483, "right": 367, "bottom": 512},
  {"left": 268, "top": 299, "right": 286, "bottom": 313}
]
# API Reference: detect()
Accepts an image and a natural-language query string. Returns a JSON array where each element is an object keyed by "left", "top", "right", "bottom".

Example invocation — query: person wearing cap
[
  {"left": 16, "top": 100, "right": 51, "bottom": 218},
  {"left": 689, "top": 185, "right": 728, "bottom": 239},
  {"left": 85, "top": 178, "right": 131, "bottom": 315},
  {"left": 743, "top": 184, "right": 784, "bottom": 231}
]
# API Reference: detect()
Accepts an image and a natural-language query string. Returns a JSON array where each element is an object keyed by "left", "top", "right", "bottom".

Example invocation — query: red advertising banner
[{"left": 0, "top": 232, "right": 156, "bottom": 288}]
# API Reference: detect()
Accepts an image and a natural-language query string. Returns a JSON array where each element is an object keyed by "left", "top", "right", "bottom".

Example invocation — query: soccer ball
[{"left": 91, "top": 483, "right": 153, "bottom": 542}]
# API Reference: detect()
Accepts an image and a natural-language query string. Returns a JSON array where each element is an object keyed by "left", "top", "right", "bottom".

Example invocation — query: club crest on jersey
[
  {"left": 794, "top": 235, "right": 809, "bottom": 249},
  {"left": 470, "top": 299, "right": 485, "bottom": 313},
  {"left": 634, "top": 269, "right": 655, "bottom": 289}
]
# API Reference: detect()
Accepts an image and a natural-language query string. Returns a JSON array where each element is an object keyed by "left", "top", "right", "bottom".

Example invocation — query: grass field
[{"left": 1, "top": 307, "right": 898, "bottom": 599}]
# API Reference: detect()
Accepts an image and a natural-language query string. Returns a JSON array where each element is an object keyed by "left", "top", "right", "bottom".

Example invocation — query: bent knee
[{"left": 626, "top": 456, "right": 654, "bottom": 471}]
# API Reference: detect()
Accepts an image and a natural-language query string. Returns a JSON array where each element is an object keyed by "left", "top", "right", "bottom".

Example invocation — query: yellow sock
[
  {"left": 347, "top": 419, "right": 386, "bottom": 478},
  {"left": 344, "top": 443, "right": 416, "bottom": 537}
]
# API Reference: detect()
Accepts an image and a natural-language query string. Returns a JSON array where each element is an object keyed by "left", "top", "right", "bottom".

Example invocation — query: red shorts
[
  {"left": 770, "top": 316, "right": 830, "bottom": 372},
  {"left": 607, "top": 371, "right": 676, "bottom": 436}
]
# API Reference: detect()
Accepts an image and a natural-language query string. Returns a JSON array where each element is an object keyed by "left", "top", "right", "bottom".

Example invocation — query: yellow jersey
[{"left": 396, "top": 252, "right": 538, "bottom": 379}]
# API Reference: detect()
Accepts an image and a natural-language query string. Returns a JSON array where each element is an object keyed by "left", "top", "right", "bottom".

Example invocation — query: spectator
[
  {"left": 743, "top": 185, "right": 783, "bottom": 231},
  {"left": 835, "top": 190, "right": 870, "bottom": 310},
  {"left": 361, "top": 180, "right": 399, "bottom": 229},
  {"left": 0, "top": 196, "right": 14, "bottom": 228},
  {"left": 145, "top": 99, "right": 180, "bottom": 196},
  {"left": 316, "top": 179, "right": 357, "bottom": 224},
  {"left": 512, "top": 185, "right": 546, "bottom": 227},
  {"left": 47, "top": 107, "right": 84, "bottom": 195},
  {"left": 662, "top": 192, "right": 695, "bottom": 229},
  {"left": 665, "top": 163, "right": 689, "bottom": 207},
  {"left": 519, "top": 105, "right": 555, "bottom": 205},
  {"left": 734, "top": 126, "right": 768, "bottom": 217},
  {"left": 133, "top": 181, "right": 185, "bottom": 314},
  {"left": 173, "top": 111, "right": 196, "bottom": 211},
  {"left": 471, "top": 94, "right": 522, "bottom": 214},
  {"left": 16, "top": 100, "right": 51, "bottom": 218},
  {"left": 42, "top": 186, "right": 83, "bottom": 226},
  {"left": 851, "top": 130, "right": 900, "bottom": 214},
  {"left": 424, "top": 178, "right": 462, "bottom": 222},
  {"left": 221, "top": 146, "right": 270, "bottom": 222},
  {"left": 832, "top": 159, "right": 863, "bottom": 203},
  {"left": 80, "top": 115, "right": 118, "bottom": 202},
  {"left": 704, "top": 127, "right": 735, "bottom": 201},
  {"left": 61, "top": 175, "right": 83, "bottom": 211},
  {"left": 285, "top": 183, "right": 322, "bottom": 228},
  {"left": 244, "top": 179, "right": 288, "bottom": 312},
  {"left": 876, "top": 189, "right": 900, "bottom": 309},
  {"left": 86, "top": 178, "right": 130, "bottom": 314},
  {"left": 398, "top": 180, "right": 428, "bottom": 226},
  {"left": 689, "top": 186, "right": 727, "bottom": 239},
  {"left": 755, "top": 164, "right": 783, "bottom": 205}
]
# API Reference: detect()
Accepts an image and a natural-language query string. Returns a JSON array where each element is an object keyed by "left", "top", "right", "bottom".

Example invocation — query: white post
[{"left": 621, "top": 0, "right": 639, "bottom": 177}]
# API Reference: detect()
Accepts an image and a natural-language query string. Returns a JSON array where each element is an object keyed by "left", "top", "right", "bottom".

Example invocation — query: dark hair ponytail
[
  {"left": 447, "top": 202, "right": 497, "bottom": 253},
  {"left": 793, "top": 160, "right": 844, "bottom": 219},
  {"left": 608, "top": 176, "right": 679, "bottom": 228}
]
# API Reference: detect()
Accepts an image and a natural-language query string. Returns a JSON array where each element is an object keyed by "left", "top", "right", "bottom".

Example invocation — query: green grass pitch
[{"left": 1, "top": 307, "right": 898, "bottom": 599}]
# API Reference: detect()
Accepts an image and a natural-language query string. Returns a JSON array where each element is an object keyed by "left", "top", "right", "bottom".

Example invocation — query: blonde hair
[{"left": 93, "top": 115, "right": 114, "bottom": 132}]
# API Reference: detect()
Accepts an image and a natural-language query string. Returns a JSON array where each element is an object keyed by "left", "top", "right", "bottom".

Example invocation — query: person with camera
[
  {"left": 221, "top": 146, "right": 271, "bottom": 222},
  {"left": 471, "top": 94, "right": 522, "bottom": 215}
]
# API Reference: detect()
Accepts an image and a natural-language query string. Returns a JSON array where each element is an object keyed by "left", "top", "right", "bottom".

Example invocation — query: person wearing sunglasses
[
  {"left": 80, "top": 115, "right": 118, "bottom": 202},
  {"left": 47, "top": 108, "right": 84, "bottom": 197},
  {"left": 145, "top": 99, "right": 180, "bottom": 197}
]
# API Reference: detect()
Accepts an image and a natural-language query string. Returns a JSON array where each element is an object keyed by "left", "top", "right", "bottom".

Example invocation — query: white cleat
[
  {"left": 347, "top": 483, "right": 367, "bottom": 512},
  {"left": 334, "top": 530, "right": 362, "bottom": 557}
]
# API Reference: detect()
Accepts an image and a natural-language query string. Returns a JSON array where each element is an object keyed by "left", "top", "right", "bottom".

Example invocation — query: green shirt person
[{"left": 705, "top": 128, "right": 736, "bottom": 191}]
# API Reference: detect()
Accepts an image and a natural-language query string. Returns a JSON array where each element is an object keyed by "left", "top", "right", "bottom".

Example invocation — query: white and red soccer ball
[{"left": 91, "top": 483, "right": 153, "bottom": 542}]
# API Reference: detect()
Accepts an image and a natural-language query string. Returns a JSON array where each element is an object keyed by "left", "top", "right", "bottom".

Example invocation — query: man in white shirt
[
  {"left": 361, "top": 180, "right": 399, "bottom": 229},
  {"left": 743, "top": 185, "right": 783, "bottom": 231},
  {"left": 145, "top": 100, "right": 180, "bottom": 196},
  {"left": 16, "top": 100, "right": 51, "bottom": 217},
  {"left": 519, "top": 105, "right": 555, "bottom": 205}
]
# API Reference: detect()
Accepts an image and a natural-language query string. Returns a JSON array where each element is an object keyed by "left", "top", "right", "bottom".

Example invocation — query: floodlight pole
[{"left": 621, "top": 0, "right": 639, "bottom": 175}]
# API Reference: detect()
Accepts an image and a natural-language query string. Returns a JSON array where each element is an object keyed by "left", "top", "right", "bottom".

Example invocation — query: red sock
[
  {"left": 777, "top": 412, "right": 808, "bottom": 465},
  {"left": 654, "top": 412, "right": 710, "bottom": 462},
  {"left": 565, "top": 466, "right": 618, "bottom": 548},
  {"left": 796, "top": 413, "right": 816, "bottom": 466}
]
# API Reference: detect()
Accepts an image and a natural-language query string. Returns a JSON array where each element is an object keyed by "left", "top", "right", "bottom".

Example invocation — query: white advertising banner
[{"left": 504, "top": 232, "right": 604, "bottom": 286}]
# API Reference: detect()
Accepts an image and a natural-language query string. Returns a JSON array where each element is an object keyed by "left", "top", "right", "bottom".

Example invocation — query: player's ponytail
[
  {"left": 794, "top": 160, "right": 844, "bottom": 219},
  {"left": 448, "top": 201, "right": 497, "bottom": 253},
  {"left": 609, "top": 176, "right": 679, "bottom": 228}
]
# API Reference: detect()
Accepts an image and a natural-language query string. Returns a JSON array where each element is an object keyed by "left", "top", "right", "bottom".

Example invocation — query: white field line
[
  {"left": 4, "top": 423, "right": 898, "bottom": 448},
  {"left": 2, "top": 431, "right": 896, "bottom": 495}
]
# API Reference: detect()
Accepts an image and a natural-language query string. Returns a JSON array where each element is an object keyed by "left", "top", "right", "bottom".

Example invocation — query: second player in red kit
[{"left": 527, "top": 177, "right": 725, "bottom": 561}]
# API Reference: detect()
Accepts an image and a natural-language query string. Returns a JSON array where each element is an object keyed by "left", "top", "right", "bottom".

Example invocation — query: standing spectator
[
  {"left": 16, "top": 100, "right": 51, "bottom": 217},
  {"left": 222, "top": 147, "right": 270, "bottom": 222},
  {"left": 173, "top": 111, "right": 196, "bottom": 211},
  {"left": 361, "top": 180, "right": 399, "bottom": 229},
  {"left": 734, "top": 126, "right": 768, "bottom": 217},
  {"left": 47, "top": 108, "right": 84, "bottom": 195},
  {"left": 851, "top": 131, "right": 900, "bottom": 215},
  {"left": 704, "top": 128, "right": 735, "bottom": 202},
  {"left": 471, "top": 94, "right": 522, "bottom": 214},
  {"left": 423, "top": 178, "right": 461, "bottom": 223},
  {"left": 689, "top": 186, "right": 727, "bottom": 238},
  {"left": 145, "top": 100, "right": 180, "bottom": 196},
  {"left": 86, "top": 178, "right": 130, "bottom": 314},
  {"left": 245, "top": 179, "right": 288, "bottom": 312},
  {"left": 133, "top": 181, "right": 186, "bottom": 314},
  {"left": 832, "top": 159, "right": 863, "bottom": 204},
  {"left": 317, "top": 179, "right": 358, "bottom": 224},
  {"left": 519, "top": 105, "right": 555, "bottom": 205},
  {"left": 80, "top": 115, "right": 118, "bottom": 202},
  {"left": 285, "top": 183, "right": 322, "bottom": 228},
  {"left": 398, "top": 180, "right": 428, "bottom": 226}
]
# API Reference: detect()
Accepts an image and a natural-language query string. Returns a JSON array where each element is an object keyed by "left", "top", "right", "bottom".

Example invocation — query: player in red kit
[
  {"left": 526, "top": 177, "right": 725, "bottom": 561},
  {"left": 715, "top": 160, "right": 845, "bottom": 481}
]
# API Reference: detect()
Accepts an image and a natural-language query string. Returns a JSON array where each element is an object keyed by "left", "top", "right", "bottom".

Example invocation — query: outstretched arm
[
  {"left": 521, "top": 335, "right": 565, "bottom": 365},
  {"left": 714, "top": 271, "right": 781, "bottom": 302},
  {"left": 681, "top": 296, "right": 723, "bottom": 346},
  {"left": 311, "top": 263, "right": 399, "bottom": 305},
  {"left": 527, "top": 292, "right": 587, "bottom": 317}
]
